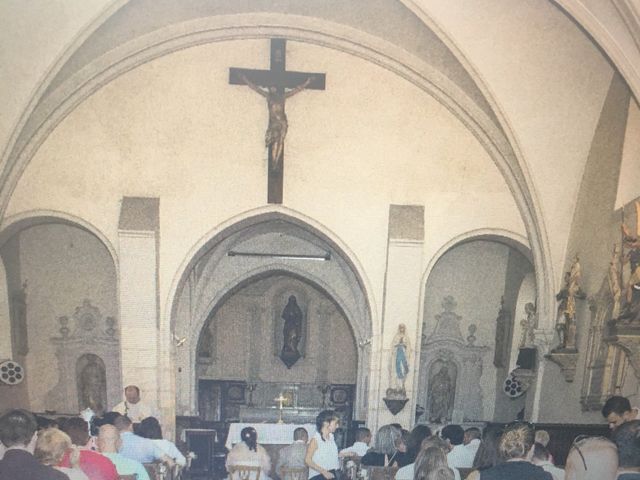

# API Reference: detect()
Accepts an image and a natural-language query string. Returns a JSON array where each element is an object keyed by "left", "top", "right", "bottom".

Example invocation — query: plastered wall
[{"left": 0, "top": 223, "right": 118, "bottom": 412}]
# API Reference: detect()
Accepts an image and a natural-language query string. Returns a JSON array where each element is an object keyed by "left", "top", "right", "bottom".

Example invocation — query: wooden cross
[{"left": 230, "top": 38, "right": 326, "bottom": 204}]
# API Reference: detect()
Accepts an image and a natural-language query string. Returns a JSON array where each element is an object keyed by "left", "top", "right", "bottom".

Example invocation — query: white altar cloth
[{"left": 225, "top": 422, "right": 316, "bottom": 449}]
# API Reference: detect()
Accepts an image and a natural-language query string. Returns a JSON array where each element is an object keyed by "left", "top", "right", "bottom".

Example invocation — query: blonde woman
[
  {"left": 413, "top": 446, "right": 454, "bottom": 480},
  {"left": 35, "top": 428, "right": 89, "bottom": 480},
  {"left": 478, "top": 423, "right": 551, "bottom": 480}
]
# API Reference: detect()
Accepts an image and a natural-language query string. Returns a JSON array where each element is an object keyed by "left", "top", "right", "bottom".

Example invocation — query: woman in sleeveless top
[{"left": 305, "top": 410, "right": 340, "bottom": 480}]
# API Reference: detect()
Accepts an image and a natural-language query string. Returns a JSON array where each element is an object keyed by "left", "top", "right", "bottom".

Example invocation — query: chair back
[
  {"left": 228, "top": 464, "right": 262, "bottom": 480},
  {"left": 457, "top": 468, "right": 473, "bottom": 479},
  {"left": 341, "top": 456, "right": 361, "bottom": 480},
  {"left": 362, "top": 465, "right": 398, "bottom": 480},
  {"left": 143, "top": 462, "right": 169, "bottom": 480},
  {"left": 280, "top": 466, "right": 308, "bottom": 480}
]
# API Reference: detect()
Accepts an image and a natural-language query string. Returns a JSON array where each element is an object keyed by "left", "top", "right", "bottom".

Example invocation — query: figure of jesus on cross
[
  {"left": 230, "top": 38, "right": 326, "bottom": 204},
  {"left": 240, "top": 73, "right": 313, "bottom": 172}
]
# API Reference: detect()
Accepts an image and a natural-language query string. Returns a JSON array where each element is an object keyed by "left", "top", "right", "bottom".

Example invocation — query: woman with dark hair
[
  {"left": 137, "top": 417, "right": 186, "bottom": 466},
  {"left": 478, "top": 423, "right": 551, "bottom": 480},
  {"left": 227, "top": 426, "right": 272, "bottom": 480},
  {"left": 305, "top": 410, "right": 340, "bottom": 480},
  {"left": 406, "top": 425, "right": 432, "bottom": 463},
  {"left": 465, "top": 425, "right": 504, "bottom": 480}
]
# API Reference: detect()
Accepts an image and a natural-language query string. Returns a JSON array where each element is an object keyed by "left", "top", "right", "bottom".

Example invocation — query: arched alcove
[
  {"left": 171, "top": 212, "right": 372, "bottom": 420},
  {"left": 0, "top": 214, "right": 120, "bottom": 412},
  {"left": 195, "top": 272, "right": 357, "bottom": 424},
  {"left": 418, "top": 235, "right": 534, "bottom": 422}
]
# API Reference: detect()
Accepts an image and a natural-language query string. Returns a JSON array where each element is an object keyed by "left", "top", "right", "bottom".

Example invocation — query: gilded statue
[
  {"left": 608, "top": 244, "right": 622, "bottom": 319},
  {"left": 555, "top": 256, "right": 586, "bottom": 350}
]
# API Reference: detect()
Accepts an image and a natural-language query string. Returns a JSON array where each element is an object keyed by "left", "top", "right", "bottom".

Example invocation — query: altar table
[{"left": 225, "top": 422, "right": 316, "bottom": 449}]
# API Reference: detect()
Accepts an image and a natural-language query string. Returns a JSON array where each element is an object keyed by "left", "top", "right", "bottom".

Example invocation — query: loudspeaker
[{"left": 516, "top": 347, "right": 537, "bottom": 370}]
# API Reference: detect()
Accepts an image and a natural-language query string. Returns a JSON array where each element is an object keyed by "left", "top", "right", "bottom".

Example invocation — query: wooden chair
[
  {"left": 143, "top": 462, "right": 169, "bottom": 480},
  {"left": 458, "top": 468, "right": 473, "bottom": 479},
  {"left": 362, "top": 465, "right": 398, "bottom": 480},
  {"left": 341, "top": 456, "right": 362, "bottom": 480},
  {"left": 280, "top": 466, "right": 308, "bottom": 480},
  {"left": 228, "top": 464, "right": 262, "bottom": 480}
]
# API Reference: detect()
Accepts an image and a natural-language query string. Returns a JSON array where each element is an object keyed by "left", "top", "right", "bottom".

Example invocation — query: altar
[
  {"left": 238, "top": 405, "right": 319, "bottom": 424},
  {"left": 225, "top": 422, "right": 316, "bottom": 449}
]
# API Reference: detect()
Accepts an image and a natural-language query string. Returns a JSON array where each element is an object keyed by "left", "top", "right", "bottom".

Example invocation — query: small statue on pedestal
[
  {"left": 383, "top": 324, "right": 411, "bottom": 415},
  {"left": 554, "top": 256, "right": 586, "bottom": 351},
  {"left": 519, "top": 302, "right": 537, "bottom": 348}
]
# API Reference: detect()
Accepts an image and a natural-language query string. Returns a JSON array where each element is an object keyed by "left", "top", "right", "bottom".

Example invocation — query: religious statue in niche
[
  {"left": 427, "top": 360, "right": 456, "bottom": 423},
  {"left": 493, "top": 297, "right": 511, "bottom": 368},
  {"left": 519, "top": 302, "right": 537, "bottom": 348},
  {"left": 389, "top": 324, "right": 411, "bottom": 394},
  {"left": 76, "top": 354, "right": 107, "bottom": 414},
  {"left": 240, "top": 73, "right": 313, "bottom": 172},
  {"left": 554, "top": 255, "right": 586, "bottom": 351},
  {"left": 279, "top": 295, "right": 304, "bottom": 368}
]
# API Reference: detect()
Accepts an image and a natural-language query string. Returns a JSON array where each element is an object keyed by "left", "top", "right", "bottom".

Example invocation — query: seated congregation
[
  {"left": 3, "top": 392, "right": 640, "bottom": 480},
  {"left": 0, "top": 385, "right": 186, "bottom": 480},
  {"left": 226, "top": 395, "right": 640, "bottom": 480}
]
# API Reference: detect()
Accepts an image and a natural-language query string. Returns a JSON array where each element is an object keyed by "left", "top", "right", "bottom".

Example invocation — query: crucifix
[
  {"left": 274, "top": 392, "right": 287, "bottom": 424},
  {"left": 230, "top": 39, "right": 326, "bottom": 204}
]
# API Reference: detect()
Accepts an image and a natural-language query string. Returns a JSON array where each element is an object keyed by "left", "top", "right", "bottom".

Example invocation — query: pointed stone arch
[{"left": 168, "top": 208, "right": 374, "bottom": 419}]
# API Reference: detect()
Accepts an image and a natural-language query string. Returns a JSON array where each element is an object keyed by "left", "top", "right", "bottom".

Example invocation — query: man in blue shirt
[
  {"left": 97, "top": 424, "right": 151, "bottom": 480},
  {"left": 113, "top": 415, "right": 171, "bottom": 465}
]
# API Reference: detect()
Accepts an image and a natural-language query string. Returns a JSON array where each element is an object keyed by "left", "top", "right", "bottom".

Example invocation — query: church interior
[{"left": 2, "top": 0, "right": 640, "bottom": 477}]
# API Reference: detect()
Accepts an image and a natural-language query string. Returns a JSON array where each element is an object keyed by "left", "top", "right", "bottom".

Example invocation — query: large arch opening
[
  {"left": 417, "top": 234, "right": 535, "bottom": 423},
  {"left": 0, "top": 213, "right": 120, "bottom": 413},
  {"left": 170, "top": 211, "right": 373, "bottom": 423},
  {"left": 195, "top": 271, "right": 357, "bottom": 427}
]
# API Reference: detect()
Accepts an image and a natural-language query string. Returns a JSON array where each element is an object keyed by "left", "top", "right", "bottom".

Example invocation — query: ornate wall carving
[
  {"left": 47, "top": 300, "right": 121, "bottom": 414},
  {"left": 417, "top": 296, "right": 489, "bottom": 422}
]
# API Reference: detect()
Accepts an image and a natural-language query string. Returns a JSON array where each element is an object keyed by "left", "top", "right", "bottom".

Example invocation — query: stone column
[
  {"left": 376, "top": 205, "right": 424, "bottom": 427},
  {"left": 118, "top": 197, "right": 160, "bottom": 412}
]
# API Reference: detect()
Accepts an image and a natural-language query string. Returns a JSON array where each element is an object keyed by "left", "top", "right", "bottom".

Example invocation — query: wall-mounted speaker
[{"left": 0, "top": 359, "right": 24, "bottom": 385}]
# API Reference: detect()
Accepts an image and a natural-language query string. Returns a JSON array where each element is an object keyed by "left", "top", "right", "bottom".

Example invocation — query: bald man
[
  {"left": 564, "top": 436, "right": 618, "bottom": 480},
  {"left": 96, "top": 425, "right": 150, "bottom": 480}
]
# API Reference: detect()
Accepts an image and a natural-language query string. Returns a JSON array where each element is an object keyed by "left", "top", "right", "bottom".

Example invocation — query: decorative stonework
[
  {"left": 606, "top": 325, "right": 640, "bottom": 380},
  {"left": 545, "top": 351, "right": 578, "bottom": 382},
  {"left": 417, "top": 296, "right": 489, "bottom": 423},
  {"left": 47, "top": 300, "right": 121, "bottom": 414},
  {"left": 581, "top": 277, "right": 627, "bottom": 411}
]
